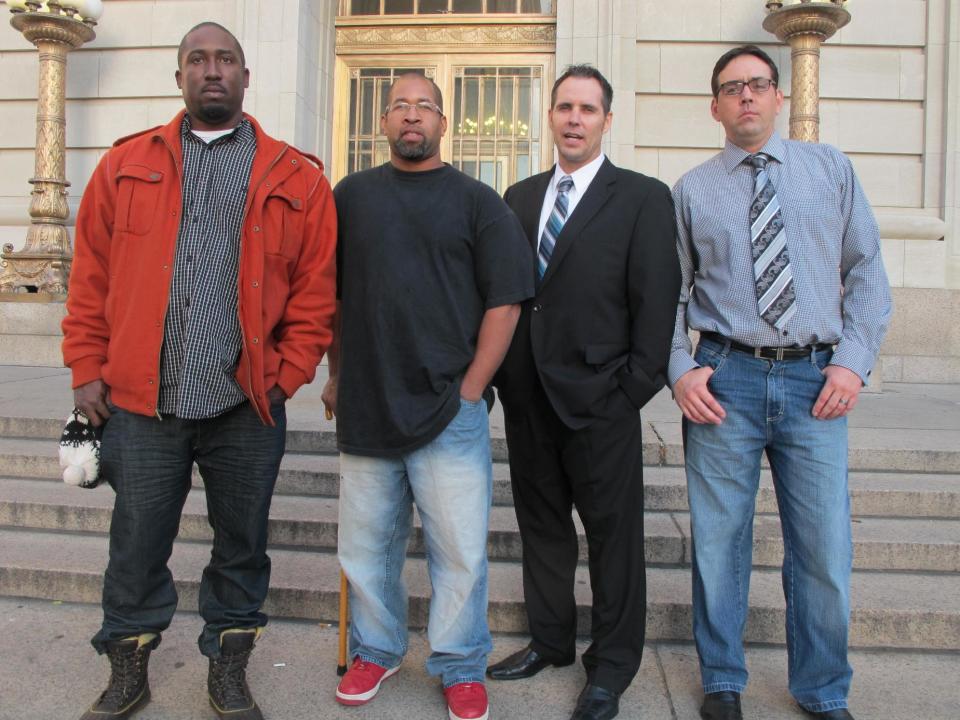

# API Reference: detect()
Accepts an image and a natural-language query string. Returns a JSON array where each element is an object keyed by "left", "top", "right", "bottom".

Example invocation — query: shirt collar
[
  {"left": 552, "top": 152, "right": 606, "bottom": 193},
  {"left": 180, "top": 115, "right": 254, "bottom": 146},
  {"left": 721, "top": 131, "right": 786, "bottom": 174}
]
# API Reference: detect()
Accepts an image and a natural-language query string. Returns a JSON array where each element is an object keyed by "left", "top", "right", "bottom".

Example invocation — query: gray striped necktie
[
  {"left": 538, "top": 175, "right": 574, "bottom": 279},
  {"left": 748, "top": 153, "right": 796, "bottom": 331}
]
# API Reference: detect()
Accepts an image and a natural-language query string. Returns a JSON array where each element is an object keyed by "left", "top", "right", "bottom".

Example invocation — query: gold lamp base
[
  {"left": 0, "top": 11, "right": 95, "bottom": 299},
  {"left": 763, "top": 2, "right": 851, "bottom": 143}
]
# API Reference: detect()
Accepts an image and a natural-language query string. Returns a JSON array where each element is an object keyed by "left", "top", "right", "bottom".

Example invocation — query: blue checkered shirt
[
  {"left": 670, "top": 132, "right": 892, "bottom": 386},
  {"left": 157, "top": 116, "right": 256, "bottom": 418}
]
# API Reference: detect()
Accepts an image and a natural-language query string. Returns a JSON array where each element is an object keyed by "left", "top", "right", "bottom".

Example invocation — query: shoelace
[
  {"left": 99, "top": 649, "right": 144, "bottom": 707},
  {"left": 212, "top": 651, "right": 253, "bottom": 706}
]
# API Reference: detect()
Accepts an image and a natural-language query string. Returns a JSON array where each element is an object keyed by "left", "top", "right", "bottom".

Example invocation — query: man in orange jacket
[{"left": 62, "top": 22, "right": 336, "bottom": 720}]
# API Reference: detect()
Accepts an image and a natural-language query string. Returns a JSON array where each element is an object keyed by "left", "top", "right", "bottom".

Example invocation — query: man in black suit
[{"left": 487, "top": 65, "right": 680, "bottom": 720}]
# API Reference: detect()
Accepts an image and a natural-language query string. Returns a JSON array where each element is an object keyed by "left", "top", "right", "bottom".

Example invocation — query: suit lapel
[
  {"left": 539, "top": 158, "right": 617, "bottom": 290},
  {"left": 521, "top": 170, "right": 553, "bottom": 251}
]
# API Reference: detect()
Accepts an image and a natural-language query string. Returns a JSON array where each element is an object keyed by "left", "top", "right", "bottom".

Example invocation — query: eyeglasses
[
  {"left": 385, "top": 100, "right": 444, "bottom": 116},
  {"left": 717, "top": 77, "right": 777, "bottom": 97}
]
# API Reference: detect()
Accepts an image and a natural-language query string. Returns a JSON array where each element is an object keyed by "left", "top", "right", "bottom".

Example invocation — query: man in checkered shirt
[
  {"left": 62, "top": 22, "right": 336, "bottom": 720},
  {"left": 670, "top": 46, "right": 891, "bottom": 720}
]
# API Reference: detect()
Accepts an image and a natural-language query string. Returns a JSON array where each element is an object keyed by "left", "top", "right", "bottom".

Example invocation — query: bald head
[
  {"left": 386, "top": 72, "right": 444, "bottom": 113},
  {"left": 178, "top": 22, "right": 245, "bottom": 69}
]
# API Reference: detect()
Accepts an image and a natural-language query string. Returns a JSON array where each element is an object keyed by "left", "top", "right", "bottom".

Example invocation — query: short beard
[
  {"left": 392, "top": 137, "right": 429, "bottom": 161},
  {"left": 194, "top": 102, "right": 233, "bottom": 126}
]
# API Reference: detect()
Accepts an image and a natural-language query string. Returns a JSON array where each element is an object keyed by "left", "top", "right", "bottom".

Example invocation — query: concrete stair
[{"left": 1, "top": 398, "right": 959, "bottom": 653}]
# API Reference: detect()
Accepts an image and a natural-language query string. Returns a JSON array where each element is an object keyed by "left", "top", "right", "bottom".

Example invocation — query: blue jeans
[
  {"left": 684, "top": 338, "right": 853, "bottom": 713},
  {"left": 337, "top": 397, "right": 493, "bottom": 687},
  {"left": 93, "top": 401, "right": 285, "bottom": 658}
]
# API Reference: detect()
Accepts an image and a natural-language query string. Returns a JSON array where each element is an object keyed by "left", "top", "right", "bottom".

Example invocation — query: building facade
[{"left": 0, "top": 0, "right": 957, "bottom": 382}]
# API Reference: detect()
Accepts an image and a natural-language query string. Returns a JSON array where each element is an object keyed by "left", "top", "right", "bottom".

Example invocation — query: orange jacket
[{"left": 62, "top": 111, "right": 337, "bottom": 424}]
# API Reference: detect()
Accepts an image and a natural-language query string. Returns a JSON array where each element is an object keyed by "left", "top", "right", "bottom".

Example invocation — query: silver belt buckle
[{"left": 754, "top": 346, "right": 786, "bottom": 360}]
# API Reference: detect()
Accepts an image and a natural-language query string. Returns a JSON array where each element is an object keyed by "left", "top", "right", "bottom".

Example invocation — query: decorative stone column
[
  {"left": 762, "top": 0, "right": 850, "bottom": 142},
  {"left": 0, "top": 1, "right": 100, "bottom": 300}
]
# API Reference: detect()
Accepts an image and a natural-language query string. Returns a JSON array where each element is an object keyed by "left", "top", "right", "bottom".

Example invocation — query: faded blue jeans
[
  {"left": 337, "top": 397, "right": 493, "bottom": 687},
  {"left": 683, "top": 337, "right": 853, "bottom": 713}
]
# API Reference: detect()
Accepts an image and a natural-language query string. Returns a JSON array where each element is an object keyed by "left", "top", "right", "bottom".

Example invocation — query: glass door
[{"left": 451, "top": 65, "right": 542, "bottom": 193}]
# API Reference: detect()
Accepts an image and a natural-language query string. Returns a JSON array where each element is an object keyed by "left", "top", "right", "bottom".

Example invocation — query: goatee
[
  {"left": 195, "top": 102, "right": 232, "bottom": 125},
  {"left": 392, "top": 137, "right": 427, "bottom": 161}
]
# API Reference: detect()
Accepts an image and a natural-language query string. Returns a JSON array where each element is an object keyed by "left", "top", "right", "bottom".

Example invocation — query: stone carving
[{"left": 337, "top": 23, "right": 555, "bottom": 49}]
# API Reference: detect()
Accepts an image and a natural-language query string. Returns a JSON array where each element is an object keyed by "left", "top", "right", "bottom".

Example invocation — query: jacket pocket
[
  {"left": 114, "top": 165, "right": 163, "bottom": 236},
  {"left": 263, "top": 186, "right": 304, "bottom": 260}
]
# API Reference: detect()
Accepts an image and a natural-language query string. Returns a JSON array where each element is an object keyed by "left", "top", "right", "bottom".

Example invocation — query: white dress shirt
[{"left": 536, "top": 152, "right": 606, "bottom": 252}]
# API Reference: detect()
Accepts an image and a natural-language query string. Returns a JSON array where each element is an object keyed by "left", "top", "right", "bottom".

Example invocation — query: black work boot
[
  {"left": 80, "top": 634, "right": 159, "bottom": 720},
  {"left": 208, "top": 628, "right": 264, "bottom": 720}
]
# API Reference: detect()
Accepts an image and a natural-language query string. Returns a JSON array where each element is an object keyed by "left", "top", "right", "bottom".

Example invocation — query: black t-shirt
[{"left": 333, "top": 163, "right": 534, "bottom": 456}]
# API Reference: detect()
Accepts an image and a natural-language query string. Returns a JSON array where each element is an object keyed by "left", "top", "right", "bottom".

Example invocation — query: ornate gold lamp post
[
  {"left": 0, "top": 0, "right": 102, "bottom": 300},
  {"left": 763, "top": 0, "right": 850, "bottom": 142}
]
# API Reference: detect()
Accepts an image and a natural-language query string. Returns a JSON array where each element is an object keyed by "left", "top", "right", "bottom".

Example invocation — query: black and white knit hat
[{"left": 59, "top": 408, "right": 104, "bottom": 489}]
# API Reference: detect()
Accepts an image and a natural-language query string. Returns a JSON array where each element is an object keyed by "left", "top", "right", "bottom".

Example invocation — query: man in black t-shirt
[{"left": 322, "top": 73, "right": 533, "bottom": 720}]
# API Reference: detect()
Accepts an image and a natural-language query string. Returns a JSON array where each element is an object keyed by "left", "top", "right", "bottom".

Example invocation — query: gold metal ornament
[
  {"left": 0, "top": 8, "right": 95, "bottom": 300},
  {"left": 762, "top": 0, "right": 850, "bottom": 142}
]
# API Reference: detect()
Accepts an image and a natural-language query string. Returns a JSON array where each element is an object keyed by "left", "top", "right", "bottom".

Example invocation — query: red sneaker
[
  {"left": 444, "top": 682, "right": 489, "bottom": 720},
  {"left": 335, "top": 657, "right": 399, "bottom": 706}
]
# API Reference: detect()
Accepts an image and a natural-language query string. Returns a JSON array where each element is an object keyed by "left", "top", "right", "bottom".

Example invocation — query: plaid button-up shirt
[{"left": 157, "top": 116, "right": 256, "bottom": 419}]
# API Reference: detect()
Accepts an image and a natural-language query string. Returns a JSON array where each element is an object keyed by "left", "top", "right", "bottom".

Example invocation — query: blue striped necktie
[
  {"left": 538, "top": 175, "right": 574, "bottom": 279},
  {"left": 748, "top": 154, "right": 796, "bottom": 331}
]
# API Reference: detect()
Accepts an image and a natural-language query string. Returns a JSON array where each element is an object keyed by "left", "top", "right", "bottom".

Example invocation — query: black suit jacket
[{"left": 495, "top": 158, "right": 681, "bottom": 429}]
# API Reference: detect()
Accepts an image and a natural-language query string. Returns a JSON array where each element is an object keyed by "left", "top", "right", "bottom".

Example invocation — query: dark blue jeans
[{"left": 92, "top": 401, "right": 285, "bottom": 658}]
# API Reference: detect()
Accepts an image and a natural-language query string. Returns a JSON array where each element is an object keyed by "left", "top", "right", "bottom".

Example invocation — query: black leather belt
[{"left": 700, "top": 332, "right": 833, "bottom": 361}]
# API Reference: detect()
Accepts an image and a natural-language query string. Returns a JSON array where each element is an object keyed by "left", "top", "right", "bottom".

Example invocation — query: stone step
[
  {"left": 1, "top": 528, "right": 956, "bottom": 650},
  {"left": 4, "top": 437, "right": 960, "bottom": 519},
  {"left": 3, "top": 411, "right": 960, "bottom": 473},
  {"left": 2, "top": 476, "right": 958, "bottom": 573}
]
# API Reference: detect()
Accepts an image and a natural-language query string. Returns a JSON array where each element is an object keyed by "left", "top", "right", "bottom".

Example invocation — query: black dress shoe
[
  {"left": 486, "top": 645, "right": 574, "bottom": 681},
  {"left": 700, "top": 691, "right": 743, "bottom": 720},
  {"left": 570, "top": 684, "right": 619, "bottom": 720},
  {"left": 802, "top": 708, "right": 854, "bottom": 719}
]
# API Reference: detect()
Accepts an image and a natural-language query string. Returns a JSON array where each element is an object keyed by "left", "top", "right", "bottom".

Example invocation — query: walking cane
[
  {"left": 337, "top": 568, "right": 349, "bottom": 676},
  {"left": 327, "top": 406, "right": 350, "bottom": 676}
]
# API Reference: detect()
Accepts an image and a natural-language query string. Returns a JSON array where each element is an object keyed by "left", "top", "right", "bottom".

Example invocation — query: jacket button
[
  {"left": 253, "top": 225, "right": 261, "bottom": 232},
  {"left": 162, "top": 265, "right": 169, "bottom": 270},
  {"left": 291, "top": 159, "right": 297, "bottom": 165},
  {"left": 148, "top": 379, "right": 154, "bottom": 385},
  {"left": 533, "top": 304, "right": 542, "bottom": 312},
  {"left": 252, "top": 337, "right": 259, "bottom": 344},
  {"left": 252, "top": 280, "right": 259, "bottom": 288}
]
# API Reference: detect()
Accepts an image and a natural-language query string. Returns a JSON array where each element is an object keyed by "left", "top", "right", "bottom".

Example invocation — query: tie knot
[
  {"left": 557, "top": 176, "right": 574, "bottom": 194},
  {"left": 747, "top": 153, "right": 769, "bottom": 171}
]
